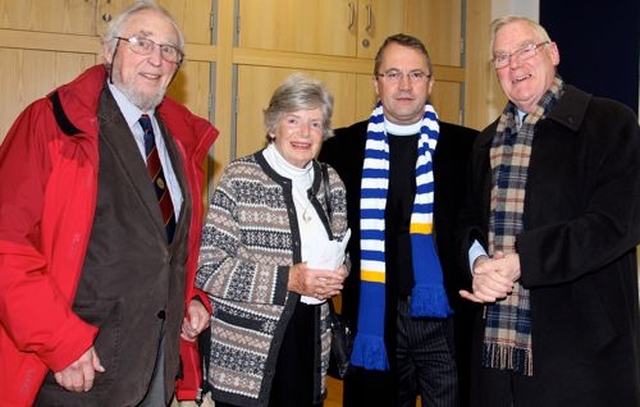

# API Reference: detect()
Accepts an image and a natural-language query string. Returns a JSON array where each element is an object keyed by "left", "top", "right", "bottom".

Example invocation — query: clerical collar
[{"left": 384, "top": 117, "right": 421, "bottom": 136}]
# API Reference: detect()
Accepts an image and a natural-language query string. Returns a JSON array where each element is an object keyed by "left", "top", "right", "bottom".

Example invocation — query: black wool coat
[{"left": 460, "top": 85, "right": 640, "bottom": 407}]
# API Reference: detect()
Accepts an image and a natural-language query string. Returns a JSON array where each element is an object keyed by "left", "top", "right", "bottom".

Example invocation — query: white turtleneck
[{"left": 262, "top": 144, "right": 330, "bottom": 304}]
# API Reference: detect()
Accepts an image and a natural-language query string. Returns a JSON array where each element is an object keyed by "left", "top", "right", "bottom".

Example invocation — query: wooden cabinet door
[
  {"left": 0, "top": 0, "right": 213, "bottom": 44},
  {"left": 430, "top": 81, "right": 462, "bottom": 124},
  {"left": 355, "top": 0, "right": 406, "bottom": 59},
  {"left": 97, "top": 0, "right": 213, "bottom": 44},
  {"left": 357, "top": 0, "right": 462, "bottom": 66},
  {"left": 0, "top": 0, "right": 97, "bottom": 34},
  {"left": 355, "top": 74, "right": 377, "bottom": 120},
  {"left": 237, "top": 0, "right": 357, "bottom": 57},
  {"left": 404, "top": 0, "right": 462, "bottom": 67}
]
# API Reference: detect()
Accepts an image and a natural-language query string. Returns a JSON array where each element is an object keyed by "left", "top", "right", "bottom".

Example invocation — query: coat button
[{"left": 157, "top": 310, "right": 166, "bottom": 320}]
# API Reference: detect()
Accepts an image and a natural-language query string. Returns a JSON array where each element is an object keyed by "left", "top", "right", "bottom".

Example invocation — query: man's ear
[
  {"left": 372, "top": 75, "right": 380, "bottom": 98},
  {"left": 102, "top": 42, "right": 113, "bottom": 64}
]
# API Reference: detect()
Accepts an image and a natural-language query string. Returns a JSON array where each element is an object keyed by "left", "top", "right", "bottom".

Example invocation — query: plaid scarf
[
  {"left": 484, "top": 76, "right": 564, "bottom": 376},
  {"left": 350, "top": 102, "right": 452, "bottom": 371}
]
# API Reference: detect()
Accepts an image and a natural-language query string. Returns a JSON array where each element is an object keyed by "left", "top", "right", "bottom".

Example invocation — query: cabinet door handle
[
  {"left": 365, "top": 3, "right": 372, "bottom": 33},
  {"left": 348, "top": 2, "right": 355, "bottom": 30}
]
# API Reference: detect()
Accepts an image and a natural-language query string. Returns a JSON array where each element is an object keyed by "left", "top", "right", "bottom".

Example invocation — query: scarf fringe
[
  {"left": 350, "top": 333, "right": 389, "bottom": 370},
  {"left": 482, "top": 342, "right": 533, "bottom": 376},
  {"left": 410, "top": 285, "right": 453, "bottom": 318}
]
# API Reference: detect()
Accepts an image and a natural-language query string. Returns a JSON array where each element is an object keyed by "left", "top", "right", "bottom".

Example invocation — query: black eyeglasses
[
  {"left": 376, "top": 70, "right": 431, "bottom": 83},
  {"left": 116, "top": 36, "right": 183, "bottom": 64},
  {"left": 491, "top": 41, "right": 550, "bottom": 69}
]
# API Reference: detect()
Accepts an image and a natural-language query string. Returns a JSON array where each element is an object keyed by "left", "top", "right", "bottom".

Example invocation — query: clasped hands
[
  {"left": 288, "top": 262, "right": 348, "bottom": 301},
  {"left": 459, "top": 251, "right": 521, "bottom": 304}
]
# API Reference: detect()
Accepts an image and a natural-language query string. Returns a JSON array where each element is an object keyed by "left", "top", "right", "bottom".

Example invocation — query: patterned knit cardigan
[{"left": 196, "top": 151, "right": 349, "bottom": 407}]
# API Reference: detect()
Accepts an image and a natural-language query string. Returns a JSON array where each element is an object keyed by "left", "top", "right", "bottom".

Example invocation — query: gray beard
[{"left": 119, "top": 84, "right": 166, "bottom": 111}]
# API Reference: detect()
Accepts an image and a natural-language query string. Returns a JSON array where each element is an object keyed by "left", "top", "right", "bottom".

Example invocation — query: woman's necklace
[
  {"left": 292, "top": 185, "right": 313, "bottom": 224},
  {"left": 261, "top": 143, "right": 315, "bottom": 223}
]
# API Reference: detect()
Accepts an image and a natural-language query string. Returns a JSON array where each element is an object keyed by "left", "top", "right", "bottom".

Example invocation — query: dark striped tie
[{"left": 140, "top": 114, "right": 176, "bottom": 243}]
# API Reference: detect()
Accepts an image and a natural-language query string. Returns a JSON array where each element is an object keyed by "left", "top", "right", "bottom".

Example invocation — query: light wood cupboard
[
  {"left": 0, "top": 0, "right": 211, "bottom": 41},
  {"left": 237, "top": 0, "right": 462, "bottom": 64},
  {"left": 0, "top": 0, "right": 498, "bottom": 187},
  {"left": 234, "top": 0, "right": 465, "bottom": 160}
]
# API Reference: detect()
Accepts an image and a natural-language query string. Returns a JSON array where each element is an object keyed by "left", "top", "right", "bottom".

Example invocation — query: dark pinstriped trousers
[
  {"left": 396, "top": 298, "right": 459, "bottom": 407},
  {"left": 343, "top": 299, "right": 459, "bottom": 407}
]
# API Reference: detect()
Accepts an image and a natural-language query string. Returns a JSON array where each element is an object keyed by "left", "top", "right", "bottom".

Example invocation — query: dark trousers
[
  {"left": 137, "top": 328, "right": 168, "bottom": 407},
  {"left": 344, "top": 299, "right": 458, "bottom": 407},
  {"left": 397, "top": 299, "right": 458, "bottom": 407}
]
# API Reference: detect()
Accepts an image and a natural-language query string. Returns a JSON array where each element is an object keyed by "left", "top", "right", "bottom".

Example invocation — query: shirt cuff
[{"left": 468, "top": 240, "right": 488, "bottom": 274}]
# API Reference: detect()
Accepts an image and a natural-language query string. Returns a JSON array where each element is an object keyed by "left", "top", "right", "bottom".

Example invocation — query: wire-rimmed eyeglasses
[
  {"left": 491, "top": 41, "right": 550, "bottom": 69},
  {"left": 376, "top": 70, "right": 431, "bottom": 83},
  {"left": 116, "top": 36, "right": 184, "bottom": 64}
]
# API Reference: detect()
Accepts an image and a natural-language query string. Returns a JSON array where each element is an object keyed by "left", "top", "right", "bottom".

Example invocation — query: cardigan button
[{"left": 157, "top": 310, "right": 166, "bottom": 320}]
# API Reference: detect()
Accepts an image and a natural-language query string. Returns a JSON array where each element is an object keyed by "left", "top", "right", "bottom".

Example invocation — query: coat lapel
[{"left": 97, "top": 87, "right": 166, "bottom": 237}]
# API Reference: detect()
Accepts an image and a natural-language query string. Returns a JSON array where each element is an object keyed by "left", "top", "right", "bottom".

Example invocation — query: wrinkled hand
[
  {"left": 181, "top": 299, "right": 211, "bottom": 341},
  {"left": 288, "top": 262, "right": 347, "bottom": 301},
  {"left": 460, "top": 252, "right": 521, "bottom": 304},
  {"left": 54, "top": 346, "right": 104, "bottom": 392}
]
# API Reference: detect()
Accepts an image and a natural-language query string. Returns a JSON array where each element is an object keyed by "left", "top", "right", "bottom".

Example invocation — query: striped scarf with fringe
[{"left": 350, "top": 101, "right": 453, "bottom": 370}]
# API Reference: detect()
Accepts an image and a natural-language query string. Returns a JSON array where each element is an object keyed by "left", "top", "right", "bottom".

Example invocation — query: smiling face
[
  {"left": 270, "top": 108, "right": 324, "bottom": 168},
  {"left": 492, "top": 20, "right": 560, "bottom": 113},
  {"left": 103, "top": 9, "right": 180, "bottom": 111},
  {"left": 374, "top": 42, "right": 434, "bottom": 125}
]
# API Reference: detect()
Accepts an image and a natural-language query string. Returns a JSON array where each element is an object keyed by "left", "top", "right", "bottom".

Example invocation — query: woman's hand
[
  {"left": 288, "top": 262, "right": 346, "bottom": 301},
  {"left": 181, "top": 299, "right": 211, "bottom": 341}
]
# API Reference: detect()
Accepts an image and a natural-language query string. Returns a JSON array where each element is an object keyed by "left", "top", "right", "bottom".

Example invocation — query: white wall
[{"left": 491, "top": 0, "right": 539, "bottom": 21}]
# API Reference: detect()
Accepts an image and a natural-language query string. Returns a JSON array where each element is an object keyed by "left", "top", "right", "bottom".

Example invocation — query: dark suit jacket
[
  {"left": 319, "top": 119, "right": 478, "bottom": 405},
  {"left": 320, "top": 119, "right": 478, "bottom": 324}
]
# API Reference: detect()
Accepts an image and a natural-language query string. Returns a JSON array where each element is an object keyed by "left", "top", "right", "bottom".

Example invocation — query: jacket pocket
[{"left": 42, "top": 298, "right": 123, "bottom": 391}]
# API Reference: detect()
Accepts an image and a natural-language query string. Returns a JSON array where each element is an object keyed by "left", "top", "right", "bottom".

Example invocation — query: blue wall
[{"left": 540, "top": 1, "right": 639, "bottom": 114}]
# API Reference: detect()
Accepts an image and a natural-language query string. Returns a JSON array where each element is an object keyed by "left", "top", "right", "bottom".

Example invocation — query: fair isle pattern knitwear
[
  {"left": 484, "top": 76, "right": 564, "bottom": 376},
  {"left": 350, "top": 101, "right": 452, "bottom": 371},
  {"left": 196, "top": 152, "right": 348, "bottom": 406}
]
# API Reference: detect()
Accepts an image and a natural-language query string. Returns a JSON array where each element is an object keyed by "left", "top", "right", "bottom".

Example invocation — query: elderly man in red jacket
[{"left": 0, "top": 1, "right": 218, "bottom": 406}]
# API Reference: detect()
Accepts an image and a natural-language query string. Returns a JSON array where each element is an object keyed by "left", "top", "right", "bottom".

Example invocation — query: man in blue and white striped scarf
[{"left": 319, "top": 33, "right": 478, "bottom": 407}]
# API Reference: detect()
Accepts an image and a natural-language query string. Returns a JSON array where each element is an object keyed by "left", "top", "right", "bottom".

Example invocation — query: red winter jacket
[{"left": 0, "top": 65, "right": 218, "bottom": 406}]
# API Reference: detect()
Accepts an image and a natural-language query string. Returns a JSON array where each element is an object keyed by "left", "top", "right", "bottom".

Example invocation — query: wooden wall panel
[
  {"left": 235, "top": 66, "right": 358, "bottom": 159},
  {"left": 356, "top": 0, "right": 407, "bottom": 59},
  {"left": 168, "top": 61, "right": 212, "bottom": 118},
  {"left": 431, "top": 81, "right": 462, "bottom": 124},
  {"left": 464, "top": 0, "right": 506, "bottom": 130},
  {"left": 237, "top": 0, "right": 356, "bottom": 57},
  {"left": 405, "top": 0, "right": 462, "bottom": 67},
  {"left": 0, "top": 0, "right": 496, "bottom": 187},
  {"left": 0, "top": 49, "right": 96, "bottom": 142},
  {"left": 0, "top": 0, "right": 96, "bottom": 34}
]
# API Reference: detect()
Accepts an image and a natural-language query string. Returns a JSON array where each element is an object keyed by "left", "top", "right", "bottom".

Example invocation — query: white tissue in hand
[
  {"left": 306, "top": 229, "right": 351, "bottom": 270},
  {"left": 300, "top": 229, "right": 351, "bottom": 305}
]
